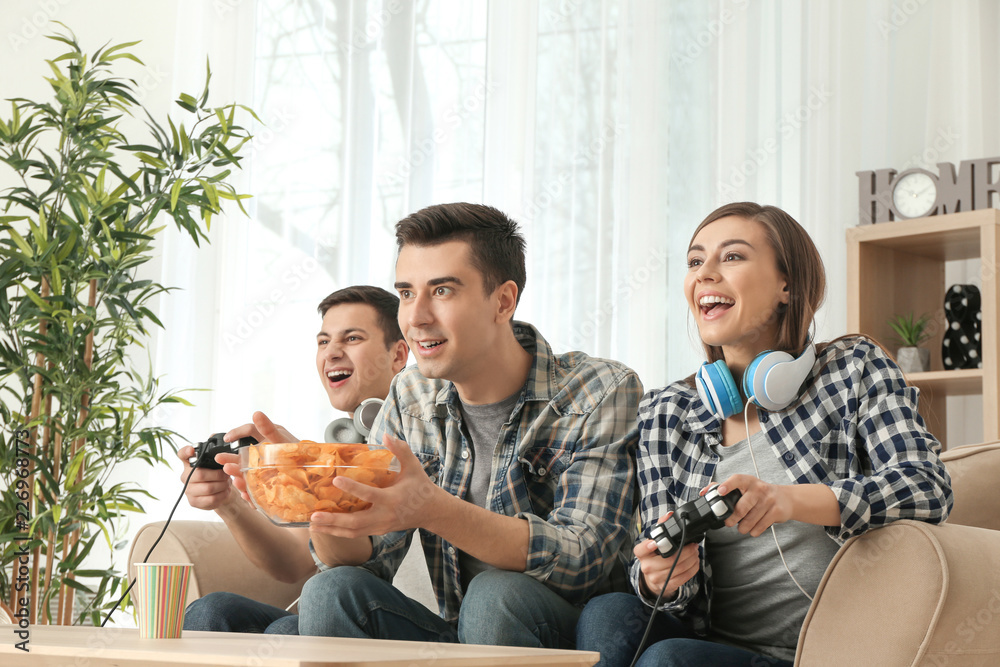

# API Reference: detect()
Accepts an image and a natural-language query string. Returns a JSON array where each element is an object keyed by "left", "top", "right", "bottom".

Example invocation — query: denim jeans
[
  {"left": 576, "top": 592, "right": 793, "bottom": 667},
  {"left": 183, "top": 591, "right": 299, "bottom": 634},
  {"left": 298, "top": 566, "right": 581, "bottom": 648}
]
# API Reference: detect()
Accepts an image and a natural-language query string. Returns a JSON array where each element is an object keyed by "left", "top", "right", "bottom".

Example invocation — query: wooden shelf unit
[{"left": 847, "top": 209, "right": 1000, "bottom": 449}]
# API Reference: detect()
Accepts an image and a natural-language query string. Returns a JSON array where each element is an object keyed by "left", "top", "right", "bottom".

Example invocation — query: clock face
[{"left": 892, "top": 170, "right": 938, "bottom": 219}]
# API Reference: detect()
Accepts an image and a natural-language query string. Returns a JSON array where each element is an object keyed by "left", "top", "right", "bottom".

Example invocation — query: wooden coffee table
[{"left": 1, "top": 625, "right": 599, "bottom": 666}]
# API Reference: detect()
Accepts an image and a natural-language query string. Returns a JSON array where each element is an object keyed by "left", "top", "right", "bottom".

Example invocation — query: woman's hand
[
  {"left": 634, "top": 512, "right": 701, "bottom": 600},
  {"left": 706, "top": 475, "right": 793, "bottom": 537}
]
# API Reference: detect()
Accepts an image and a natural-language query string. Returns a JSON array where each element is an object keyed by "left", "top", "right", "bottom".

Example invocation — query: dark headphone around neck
[{"left": 695, "top": 343, "right": 816, "bottom": 419}]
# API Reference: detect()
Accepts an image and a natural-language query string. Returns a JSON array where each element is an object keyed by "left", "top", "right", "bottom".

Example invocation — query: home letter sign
[{"left": 856, "top": 157, "right": 1000, "bottom": 225}]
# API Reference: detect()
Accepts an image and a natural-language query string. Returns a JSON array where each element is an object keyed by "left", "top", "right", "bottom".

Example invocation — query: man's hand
[
  {"left": 177, "top": 445, "right": 242, "bottom": 511},
  {"left": 222, "top": 411, "right": 299, "bottom": 503},
  {"left": 634, "top": 512, "right": 700, "bottom": 599},
  {"left": 308, "top": 434, "right": 444, "bottom": 538}
]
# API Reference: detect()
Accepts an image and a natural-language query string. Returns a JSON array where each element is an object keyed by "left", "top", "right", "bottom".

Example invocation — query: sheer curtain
[
  {"left": 141, "top": 0, "right": 1000, "bottom": 537},
  {"left": 230, "top": 0, "right": 674, "bottom": 393}
]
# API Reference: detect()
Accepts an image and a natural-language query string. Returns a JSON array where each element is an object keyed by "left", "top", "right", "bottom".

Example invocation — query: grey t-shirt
[
  {"left": 456, "top": 390, "right": 521, "bottom": 588},
  {"left": 706, "top": 430, "right": 841, "bottom": 662}
]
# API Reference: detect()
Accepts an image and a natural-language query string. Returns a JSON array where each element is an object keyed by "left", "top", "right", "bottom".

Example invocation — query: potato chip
[{"left": 240, "top": 442, "right": 399, "bottom": 525}]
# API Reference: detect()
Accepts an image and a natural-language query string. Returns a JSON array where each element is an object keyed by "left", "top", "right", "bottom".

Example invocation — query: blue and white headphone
[{"left": 695, "top": 343, "right": 816, "bottom": 419}]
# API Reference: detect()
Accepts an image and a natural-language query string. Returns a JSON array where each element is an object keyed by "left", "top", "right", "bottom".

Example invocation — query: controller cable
[
  {"left": 626, "top": 397, "right": 814, "bottom": 663},
  {"left": 99, "top": 457, "right": 200, "bottom": 627},
  {"left": 99, "top": 436, "right": 260, "bottom": 627},
  {"left": 742, "top": 400, "right": 813, "bottom": 602},
  {"left": 628, "top": 518, "right": 687, "bottom": 667}
]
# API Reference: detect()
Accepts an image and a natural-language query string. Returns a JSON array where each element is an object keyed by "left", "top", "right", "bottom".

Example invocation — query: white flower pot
[{"left": 897, "top": 346, "right": 930, "bottom": 373}]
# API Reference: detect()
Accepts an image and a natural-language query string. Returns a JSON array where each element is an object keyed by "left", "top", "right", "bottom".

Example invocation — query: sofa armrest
[
  {"left": 796, "top": 521, "right": 1000, "bottom": 666},
  {"left": 127, "top": 520, "right": 312, "bottom": 611},
  {"left": 941, "top": 441, "right": 1000, "bottom": 531}
]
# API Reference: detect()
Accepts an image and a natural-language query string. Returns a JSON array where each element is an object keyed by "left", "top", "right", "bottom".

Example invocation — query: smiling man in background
[{"left": 179, "top": 285, "right": 408, "bottom": 634}]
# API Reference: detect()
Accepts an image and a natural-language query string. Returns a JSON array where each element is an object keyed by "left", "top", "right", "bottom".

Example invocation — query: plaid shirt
[
  {"left": 345, "top": 322, "right": 642, "bottom": 623},
  {"left": 632, "top": 336, "right": 952, "bottom": 635}
]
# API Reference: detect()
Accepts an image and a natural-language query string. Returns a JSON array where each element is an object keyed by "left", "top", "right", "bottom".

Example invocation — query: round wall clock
[{"left": 891, "top": 168, "right": 938, "bottom": 219}]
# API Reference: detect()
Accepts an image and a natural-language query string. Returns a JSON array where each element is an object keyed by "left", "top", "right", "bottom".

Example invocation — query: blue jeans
[
  {"left": 298, "top": 566, "right": 581, "bottom": 648},
  {"left": 183, "top": 591, "right": 299, "bottom": 634},
  {"left": 576, "top": 592, "right": 793, "bottom": 667}
]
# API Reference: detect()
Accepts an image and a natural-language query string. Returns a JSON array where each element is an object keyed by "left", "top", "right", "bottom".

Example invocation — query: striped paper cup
[{"left": 133, "top": 563, "right": 192, "bottom": 639}]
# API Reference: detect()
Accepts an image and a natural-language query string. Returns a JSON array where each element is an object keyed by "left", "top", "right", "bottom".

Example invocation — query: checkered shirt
[
  {"left": 632, "top": 336, "right": 953, "bottom": 635},
  {"left": 327, "top": 322, "right": 643, "bottom": 623}
]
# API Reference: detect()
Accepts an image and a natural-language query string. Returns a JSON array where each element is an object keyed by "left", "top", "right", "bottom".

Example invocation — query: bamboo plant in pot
[
  {"left": 888, "top": 312, "right": 933, "bottom": 374},
  {"left": 0, "top": 29, "right": 254, "bottom": 625}
]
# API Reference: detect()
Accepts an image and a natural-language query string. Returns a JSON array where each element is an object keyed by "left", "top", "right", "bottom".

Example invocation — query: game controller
[
  {"left": 649, "top": 487, "right": 743, "bottom": 558},
  {"left": 189, "top": 433, "right": 258, "bottom": 470}
]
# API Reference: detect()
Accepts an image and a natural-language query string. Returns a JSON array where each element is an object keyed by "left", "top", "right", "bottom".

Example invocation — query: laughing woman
[{"left": 576, "top": 203, "right": 952, "bottom": 666}]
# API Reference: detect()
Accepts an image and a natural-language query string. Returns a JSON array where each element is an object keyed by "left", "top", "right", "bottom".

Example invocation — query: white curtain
[
  {"left": 213, "top": 0, "right": 1000, "bottom": 387},
  {"left": 231, "top": 0, "right": 674, "bottom": 393}
]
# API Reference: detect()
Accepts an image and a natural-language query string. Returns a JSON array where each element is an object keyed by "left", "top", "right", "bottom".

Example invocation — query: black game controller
[
  {"left": 189, "top": 433, "right": 258, "bottom": 470},
  {"left": 648, "top": 487, "right": 743, "bottom": 558}
]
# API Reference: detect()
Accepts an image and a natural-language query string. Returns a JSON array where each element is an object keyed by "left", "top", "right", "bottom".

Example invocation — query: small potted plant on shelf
[{"left": 888, "top": 312, "right": 932, "bottom": 373}]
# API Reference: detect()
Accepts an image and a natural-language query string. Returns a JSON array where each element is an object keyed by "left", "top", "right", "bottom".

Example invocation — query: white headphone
[
  {"left": 695, "top": 343, "right": 816, "bottom": 419},
  {"left": 323, "top": 397, "right": 384, "bottom": 443}
]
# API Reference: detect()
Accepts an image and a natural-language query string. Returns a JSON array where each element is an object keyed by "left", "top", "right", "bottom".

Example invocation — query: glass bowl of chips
[{"left": 240, "top": 441, "right": 400, "bottom": 526}]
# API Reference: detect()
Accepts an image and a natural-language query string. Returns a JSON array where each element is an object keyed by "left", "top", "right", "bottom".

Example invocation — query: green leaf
[
  {"left": 179, "top": 123, "right": 192, "bottom": 158},
  {"left": 6, "top": 226, "right": 34, "bottom": 256},
  {"left": 50, "top": 264, "right": 62, "bottom": 295},
  {"left": 138, "top": 307, "right": 164, "bottom": 329},
  {"left": 238, "top": 104, "right": 263, "bottom": 124},
  {"left": 98, "top": 40, "right": 143, "bottom": 64},
  {"left": 200, "top": 58, "right": 212, "bottom": 107},
  {"left": 170, "top": 179, "right": 183, "bottom": 211},
  {"left": 176, "top": 93, "right": 198, "bottom": 113},
  {"left": 103, "top": 501, "right": 143, "bottom": 513},
  {"left": 64, "top": 450, "right": 87, "bottom": 492},
  {"left": 110, "top": 230, "right": 153, "bottom": 242},
  {"left": 73, "top": 569, "right": 116, "bottom": 578},
  {"left": 134, "top": 152, "right": 168, "bottom": 168},
  {"left": 60, "top": 578, "right": 94, "bottom": 593},
  {"left": 216, "top": 187, "right": 252, "bottom": 216},
  {"left": 196, "top": 178, "right": 219, "bottom": 210},
  {"left": 18, "top": 283, "right": 50, "bottom": 312},
  {"left": 215, "top": 108, "right": 229, "bottom": 133},
  {"left": 45, "top": 26, "right": 80, "bottom": 51},
  {"left": 55, "top": 228, "right": 78, "bottom": 263},
  {"left": 108, "top": 170, "right": 140, "bottom": 199}
]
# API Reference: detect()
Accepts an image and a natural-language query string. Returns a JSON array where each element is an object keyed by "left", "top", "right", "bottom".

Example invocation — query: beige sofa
[
  {"left": 129, "top": 443, "right": 1000, "bottom": 665},
  {"left": 796, "top": 441, "right": 1000, "bottom": 666}
]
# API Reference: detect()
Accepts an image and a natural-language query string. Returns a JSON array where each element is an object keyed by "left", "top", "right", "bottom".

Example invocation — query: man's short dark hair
[
  {"left": 394, "top": 203, "right": 527, "bottom": 305},
  {"left": 316, "top": 286, "right": 403, "bottom": 348}
]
